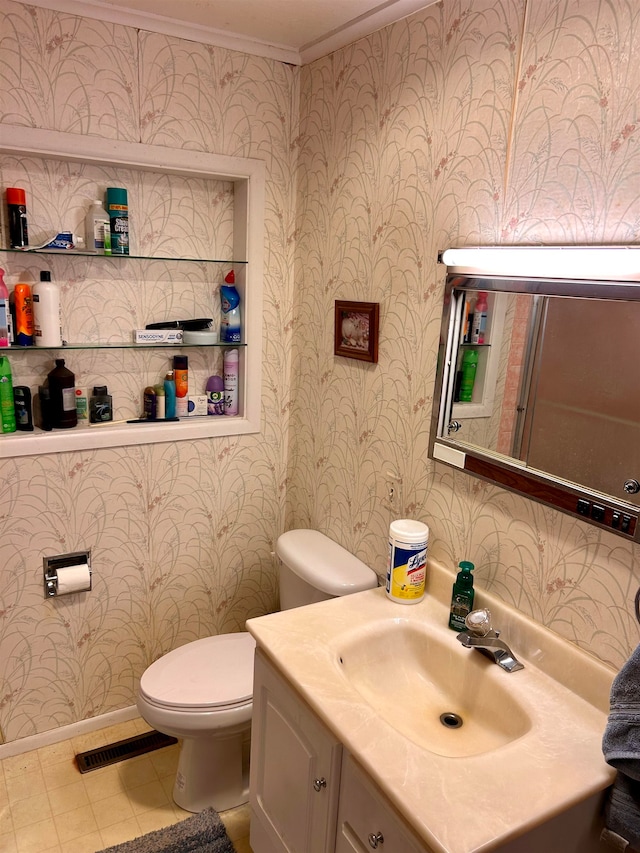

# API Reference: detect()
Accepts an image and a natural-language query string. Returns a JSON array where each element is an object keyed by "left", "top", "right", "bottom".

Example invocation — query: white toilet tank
[{"left": 276, "top": 529, "right": 377, "bottom": 610}]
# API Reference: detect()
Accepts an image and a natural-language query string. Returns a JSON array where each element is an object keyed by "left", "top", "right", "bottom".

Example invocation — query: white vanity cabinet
[
  {"left": 250, "top": 649, "right": 431, "bottom": 853},
  {"left": 248, "top": 581, "right": 615, "bottom": 853},
  {"left": 250, "top": 648, "right": 343, "bottom": 853},
  {"left": 335, "top": 754, "right": 430, "bottom": 853}
]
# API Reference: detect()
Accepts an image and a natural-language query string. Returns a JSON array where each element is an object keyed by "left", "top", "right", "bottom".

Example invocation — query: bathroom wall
[
  {"left": 0, "top": 0, "right": 638, "bottom": 748},
  {"left": 0, "top": 0, "right": 298, "bottom": 743},
  {"left": 289, "top": 0, "right": 640, "bottom": 669}
]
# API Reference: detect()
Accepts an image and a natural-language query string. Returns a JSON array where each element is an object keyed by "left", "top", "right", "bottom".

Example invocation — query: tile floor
[{"left": 0, "top": 717, "right": 253, "bottom": 853}]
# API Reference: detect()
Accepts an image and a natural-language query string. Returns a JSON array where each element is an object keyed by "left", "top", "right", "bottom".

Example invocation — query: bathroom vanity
[
  {"left": 247, "top": 558, "right": 617, "bottom": 853},
  {"left": 250, "top": 647, "right": 433, "bottom": 852}
]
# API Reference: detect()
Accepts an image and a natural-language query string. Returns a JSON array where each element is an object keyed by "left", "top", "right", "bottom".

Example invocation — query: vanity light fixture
[{"left": 440, "top": 246, "right": 640, "bottom": 282}]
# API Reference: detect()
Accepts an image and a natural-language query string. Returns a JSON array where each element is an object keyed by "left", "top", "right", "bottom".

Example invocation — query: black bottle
[
  {"left": 13, "top": 386, "right": 34, "bottom": 431},
  {"left": 47, "top": 359, "right": 77, "bottom": 429},
  {"left": 36, "top": 386, "right": 53, "bottom": 431},
  {"left": 89, "top": 385, "right": 113, "bottom": 423}
]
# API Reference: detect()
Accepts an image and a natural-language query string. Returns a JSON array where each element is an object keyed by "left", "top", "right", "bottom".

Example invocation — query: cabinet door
[
  {"left": 250, "top": 649, "right": 342, "bottom": 853},
  {"left": 335, "top": 754, "right": 430, "bottom": 853}
]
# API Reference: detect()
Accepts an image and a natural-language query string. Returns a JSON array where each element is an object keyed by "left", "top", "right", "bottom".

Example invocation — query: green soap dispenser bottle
[{"left": 448, "top": 561, "right": 475, "bottom": 631}]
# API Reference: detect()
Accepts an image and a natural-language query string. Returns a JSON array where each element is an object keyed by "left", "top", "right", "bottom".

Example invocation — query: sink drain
[{"left": 440, "top": 712, "right": 463, "bottom": 729}]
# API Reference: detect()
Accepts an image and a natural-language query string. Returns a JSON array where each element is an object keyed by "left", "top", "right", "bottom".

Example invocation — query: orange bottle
[
  {"left": 173, "top": 355, "right": 188, "bottom": 416},
  {"left": 13, "top": 283, "right": 34, "bottom": 346}
]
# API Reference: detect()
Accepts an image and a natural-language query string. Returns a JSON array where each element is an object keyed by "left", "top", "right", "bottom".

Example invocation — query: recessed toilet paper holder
[{"left": 44, "top": 550, "right": 92, "bottom": 598}]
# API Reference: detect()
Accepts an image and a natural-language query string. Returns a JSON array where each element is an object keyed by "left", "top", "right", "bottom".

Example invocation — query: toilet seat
[{"left": 139, "top": 633, "right": 256, "bottom": 713}]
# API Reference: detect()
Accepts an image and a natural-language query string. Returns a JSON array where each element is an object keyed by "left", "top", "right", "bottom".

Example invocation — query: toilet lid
[{"left": 139, "top": 633, "right": 256, "bottom": 711}]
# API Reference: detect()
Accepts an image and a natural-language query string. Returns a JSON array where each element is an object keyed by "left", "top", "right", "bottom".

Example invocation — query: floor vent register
[{"left": 75, "top": 730, "right": 177, "bottom": 773}]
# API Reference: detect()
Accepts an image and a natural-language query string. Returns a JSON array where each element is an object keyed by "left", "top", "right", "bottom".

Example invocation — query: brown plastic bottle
[{"left": 47, "top": 358, "right": 77, "bottom": 428}]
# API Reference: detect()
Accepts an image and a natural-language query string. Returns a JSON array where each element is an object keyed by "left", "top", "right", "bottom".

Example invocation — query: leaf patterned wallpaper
[
  {"left": 0, "top": 0, "right": 638, "bottom": 746},
  {"left": 0, "top": 0, "right": 297, "bottom": 743},
  {"left": 288, "top": 0, "right": 640, "bottom": 669}
]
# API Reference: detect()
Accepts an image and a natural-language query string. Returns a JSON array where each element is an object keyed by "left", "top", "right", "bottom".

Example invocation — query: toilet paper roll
[{"left": 56, "top": 563, "right": 91, "bottom": 595}]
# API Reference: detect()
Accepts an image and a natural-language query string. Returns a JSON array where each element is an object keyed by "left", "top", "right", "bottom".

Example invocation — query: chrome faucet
[{"left": 456, "top": 608, "right": 524, "bottom": 673}]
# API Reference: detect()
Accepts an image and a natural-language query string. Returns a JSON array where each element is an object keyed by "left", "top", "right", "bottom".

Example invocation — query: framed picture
[{"left": 334, "top": 301, "right": 379, "bottom": 363}]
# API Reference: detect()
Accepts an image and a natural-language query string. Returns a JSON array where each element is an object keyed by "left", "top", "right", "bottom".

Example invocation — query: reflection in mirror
[{"left": 430, "top": 247, "right": 640, "bottom": 542}]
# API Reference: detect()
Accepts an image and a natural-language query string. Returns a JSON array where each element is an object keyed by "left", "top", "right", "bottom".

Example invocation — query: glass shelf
[
  {"left": 0, "top": 247, "right": 247, "bottom": 265},
  {"left": 5, "top": 342, "right": 246, "bottom": 351}
]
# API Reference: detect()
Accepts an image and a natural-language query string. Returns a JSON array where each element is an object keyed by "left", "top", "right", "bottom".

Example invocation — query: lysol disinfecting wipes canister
[{"left": 385, "top": 519, "right": 429, "bottom": 604}]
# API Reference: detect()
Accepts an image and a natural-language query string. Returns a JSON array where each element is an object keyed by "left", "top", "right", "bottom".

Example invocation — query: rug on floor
[{"left": 98, "top": 808, "right": 236, "bottom": 853}]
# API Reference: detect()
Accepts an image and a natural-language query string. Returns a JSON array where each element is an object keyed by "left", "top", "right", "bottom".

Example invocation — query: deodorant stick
[{"left": 385, "top": 519, "right": 429, "bottom": 604}]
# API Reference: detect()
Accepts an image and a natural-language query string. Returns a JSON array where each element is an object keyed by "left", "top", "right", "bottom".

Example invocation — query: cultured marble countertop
[{"left": 246, "top": 556, "right": 617, "bottom": 853}]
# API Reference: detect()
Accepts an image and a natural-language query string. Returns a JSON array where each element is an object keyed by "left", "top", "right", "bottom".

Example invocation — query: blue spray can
[{"left": 220, "top": 270, "right": 241, "bottom": 343}]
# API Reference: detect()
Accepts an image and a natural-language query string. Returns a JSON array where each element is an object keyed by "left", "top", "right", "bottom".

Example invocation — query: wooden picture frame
[{"left": 334, "top": 301, "right": 379, "bottom": 363}]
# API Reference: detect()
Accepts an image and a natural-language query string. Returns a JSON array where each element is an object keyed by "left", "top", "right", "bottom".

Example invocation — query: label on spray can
[{"left": 385, "top": 519, "right": 429, "bottom": 604}]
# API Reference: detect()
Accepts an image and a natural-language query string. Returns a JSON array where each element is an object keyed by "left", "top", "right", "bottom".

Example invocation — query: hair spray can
[{"left": 172, "top": 355, "right": 188, "bottom": 417}]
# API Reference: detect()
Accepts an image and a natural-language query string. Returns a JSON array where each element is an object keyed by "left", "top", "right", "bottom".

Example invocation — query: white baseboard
[{"left": 0, "top": 705, "right": 140, "bottom": 760}]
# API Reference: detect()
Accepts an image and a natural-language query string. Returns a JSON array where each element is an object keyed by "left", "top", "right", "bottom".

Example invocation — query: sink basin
[
  {"left": 248, "top": 565, "right": 615, "bottom": 853},
  {"left": 336, "top": 618, "right": 531, "bottom": 757}
]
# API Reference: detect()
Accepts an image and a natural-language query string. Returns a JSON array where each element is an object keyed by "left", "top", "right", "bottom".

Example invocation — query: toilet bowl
[
  {"left": 137, "top": 633, "right": 255, "bottom": 812},
  {"left": 137, "top": 529, "right": 377, "bottom": 813}
]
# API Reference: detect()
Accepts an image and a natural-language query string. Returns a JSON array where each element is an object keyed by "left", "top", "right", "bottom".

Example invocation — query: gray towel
[{"left": 603, "top": 643, "right": 640, "bottom": 851}]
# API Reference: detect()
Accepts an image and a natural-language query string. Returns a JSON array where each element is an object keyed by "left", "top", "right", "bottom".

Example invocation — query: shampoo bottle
[
  {"left": 75, "top": 387, "right": 89, "bottom": 422},
  {"left": 220, "top": 270, "right": 242, "bottom": 343},
  {"left": 0, "top": 269, "right": 9, "bottom": 347},
  {"left": 385, "top": 519, "right": 429, "bottom": 604},
  {"left": 0, "top": 356, "right": 16, "bottom": 433},
  {"left": 33, "top": 271, "right": 62, "bottom": 347},
  {"left": 448, "top": 561, "right": 475, "bottom": 631}
]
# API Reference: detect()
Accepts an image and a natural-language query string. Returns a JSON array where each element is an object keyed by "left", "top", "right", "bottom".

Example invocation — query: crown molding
[
  {"left": 15, "top": 0, "right": 437, "bottom": 66},
  {"left": 16, "top": 0, "right": 302, "bottom": 64}
]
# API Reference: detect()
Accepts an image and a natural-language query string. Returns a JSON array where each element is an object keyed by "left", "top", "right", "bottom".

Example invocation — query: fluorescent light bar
[{"left": 441, "top": 246, "right": 640, "bottom": 282}]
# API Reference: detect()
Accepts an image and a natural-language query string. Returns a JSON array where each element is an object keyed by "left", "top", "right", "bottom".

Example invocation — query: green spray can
[
  {"left": 0, "top": 356, "right": 16, "bottom": 433},
  {"left": 106, "top": 187, "right": 129, "bottom": 255}
]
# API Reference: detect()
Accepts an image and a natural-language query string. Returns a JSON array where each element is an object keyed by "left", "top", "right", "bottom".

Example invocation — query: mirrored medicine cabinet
[{"left": 429, "top": 246, "right": 640, "bottom": 542}]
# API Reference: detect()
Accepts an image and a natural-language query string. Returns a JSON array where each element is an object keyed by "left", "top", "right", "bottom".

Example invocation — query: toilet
[{"left": 136, "top": 529, "right": 377, "bottom": 813}]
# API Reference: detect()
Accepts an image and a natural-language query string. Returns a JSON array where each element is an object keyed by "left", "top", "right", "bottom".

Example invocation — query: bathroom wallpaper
[
  {"left": 0, "top": 0, "right": 638, "bottom": 747},
  {"left": 0, "top": 0, "right": 298, "bottom": 743},
  {"left": 288, "top": 0, "right": 640, "bottom": 670}
]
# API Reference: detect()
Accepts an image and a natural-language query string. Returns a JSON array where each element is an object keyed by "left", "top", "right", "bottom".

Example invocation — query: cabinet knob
[
  {"left": 313, "top": 777, "right": 327, "bottom": 792},
  {"left": 368, "top": 832, "right": 384, "bottom": 848}
]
